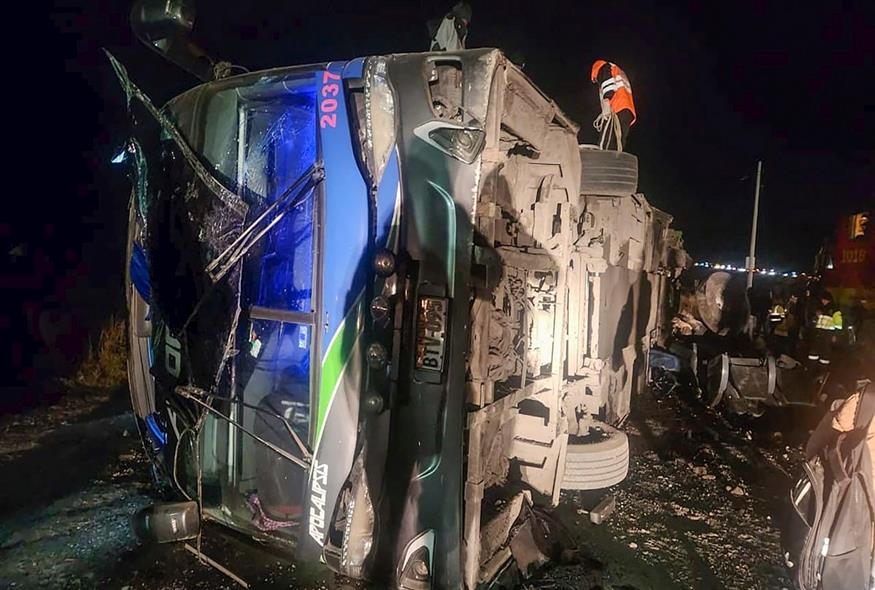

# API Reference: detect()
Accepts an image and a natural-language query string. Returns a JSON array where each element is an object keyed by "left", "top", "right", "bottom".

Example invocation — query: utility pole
[{"left": 746, "top": 160, "right": 763, "bottom": 289}]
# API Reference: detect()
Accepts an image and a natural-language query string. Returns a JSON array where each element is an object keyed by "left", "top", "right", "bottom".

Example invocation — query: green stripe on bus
[{"left": 316, "top": 292, "right": 364, "bottom": 442}]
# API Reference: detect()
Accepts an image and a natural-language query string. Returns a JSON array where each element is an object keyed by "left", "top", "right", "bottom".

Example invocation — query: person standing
[
  {"left": 808, "top": 289, "right": 843, "bottom": 366},
  {"left": 768, "top": 292, "right": 795, "bottom": 356},
  {"left": 591, "top": 59, "right": 637, "bottom": 151}
]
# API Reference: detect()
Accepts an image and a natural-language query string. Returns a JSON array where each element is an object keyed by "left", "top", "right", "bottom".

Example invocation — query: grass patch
[{"left": 67, "top": 316, "right": 128, "bottom": 391}]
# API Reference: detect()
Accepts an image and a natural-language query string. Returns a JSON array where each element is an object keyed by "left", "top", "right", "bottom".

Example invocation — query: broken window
[{"left": 112, "top": 53, "right": 323, "bottom": 544}]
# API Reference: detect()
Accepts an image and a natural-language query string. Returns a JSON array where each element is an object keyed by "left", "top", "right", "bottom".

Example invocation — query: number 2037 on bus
[{"left": 320, "top": 70, "right": 340, "bottom": 129}]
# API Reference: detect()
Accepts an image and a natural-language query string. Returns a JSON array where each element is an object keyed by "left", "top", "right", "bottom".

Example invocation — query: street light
[{"left": 746, "top": 161, "right": 763, "bottom": 289}]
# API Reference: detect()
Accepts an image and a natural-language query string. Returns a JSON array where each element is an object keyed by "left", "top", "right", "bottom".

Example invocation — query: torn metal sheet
[
  {"left": 589, "top": 494, "right": 617, "bottom": 525},
  {"left": 509, "top": 519, "right": 550, "bottom": 577},
  {"left": 478, "top": 491, "right": 532, "bottom": 577},
  {"left": 107, "top": 51, "right": 249, "bottom": 218}
]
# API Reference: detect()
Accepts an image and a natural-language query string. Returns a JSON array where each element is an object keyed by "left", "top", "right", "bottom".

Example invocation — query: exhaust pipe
[{"left": 130, "top": 0, "right": 217, "bottom": 81}]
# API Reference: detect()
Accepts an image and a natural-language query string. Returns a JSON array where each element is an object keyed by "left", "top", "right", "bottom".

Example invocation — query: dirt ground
[
  {"left": 0, "top": 387, "right": 331, "bottom": 590},
  {"left": 0, "top": 379, "right": 821, "bottom": 589},
  {"left": 539, "top": 389, "right": 812, "bottom": 590}
]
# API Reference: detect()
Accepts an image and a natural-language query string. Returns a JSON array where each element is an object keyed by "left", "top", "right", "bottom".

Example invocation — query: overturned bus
[{"left": 117, "top": 37, "right": 687, "bottom": 589}]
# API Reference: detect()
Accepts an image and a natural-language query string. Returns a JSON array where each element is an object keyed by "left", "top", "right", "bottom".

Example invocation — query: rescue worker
[
  {"left": 428, "top": 2, "right": 471, "bottom": 52},
  {"left": 768, "top": 283, "right": 789, "bottom": 327},
  {"left": 591, "top": 59, "right": 637, "bottom": 151},
  {"left": 768, "top": 301, "right": 787, "bottom": 325},
  {"left": 808, "top": 289, "right": 843, "bottom": 366},
  {"left": 768, "top": 293, "right": 795, "bottom": 357},
  {"left": 772, "top": 295, "right": 800, "bottom": 357}
]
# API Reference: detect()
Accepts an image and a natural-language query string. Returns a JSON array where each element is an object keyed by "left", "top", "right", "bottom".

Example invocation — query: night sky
[{"left": 10, "top": 0, "right": 875, "bottom": 344}]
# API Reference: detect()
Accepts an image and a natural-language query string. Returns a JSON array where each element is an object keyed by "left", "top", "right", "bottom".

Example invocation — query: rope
[{"left": 593, "top": 111, "right": 623, "bottom": 152}]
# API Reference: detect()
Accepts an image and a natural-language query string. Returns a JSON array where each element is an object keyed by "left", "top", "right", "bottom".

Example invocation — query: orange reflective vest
[{"left": 591, "top": 60, "right": 637, "bottom": 124}]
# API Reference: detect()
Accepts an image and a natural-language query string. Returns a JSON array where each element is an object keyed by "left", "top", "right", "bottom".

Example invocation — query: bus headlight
[
  {"left": 364, "top": 57, "right": 396, "bottom": 184},
  {"left": 413, "top": 120, "right": 485, "bottom": 164}
]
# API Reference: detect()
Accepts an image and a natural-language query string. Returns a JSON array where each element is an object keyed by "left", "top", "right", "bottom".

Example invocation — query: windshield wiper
[{"left": 205, "top": 163, "right": 325, "bottom": 283}]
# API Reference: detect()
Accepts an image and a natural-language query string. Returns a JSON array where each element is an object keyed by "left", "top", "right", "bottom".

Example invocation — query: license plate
[{"left": 415, "top": 297, "right": 448, "bottom": 372}]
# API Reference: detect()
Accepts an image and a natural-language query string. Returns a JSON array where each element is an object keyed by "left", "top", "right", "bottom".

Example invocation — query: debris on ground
[
  {"left": 589, "top": 495, "right": 616, "bottom": 525},
  {"left": 540, "top": 389, "right": 807, "bottom": 590},
  {"left": 0, "top": 392, "right": 329, "bottom": 590},
  {"left": 0, "top": 370, "right": 815, "bottom": 589}
]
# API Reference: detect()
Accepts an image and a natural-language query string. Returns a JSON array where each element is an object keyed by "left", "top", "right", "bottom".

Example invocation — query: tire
[
  {"left": 695, "top": 271, "right": 750, "bottom": 336},
  {"left": 579, "top": 146, "right": 639, "bottom": 196},
  {"left": 562, "top": 423, "right": 630, "bottom": 491}
]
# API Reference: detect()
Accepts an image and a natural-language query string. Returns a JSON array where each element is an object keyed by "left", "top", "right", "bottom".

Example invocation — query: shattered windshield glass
[
  {"left": 114, "top": 57, "right": 324, "bottom": 544},
  {"left": 172, "top": 72, "right": 320, "bottom": 540},
  {"left": 166, "top": 75, "right": 320, "bottom": 313}
]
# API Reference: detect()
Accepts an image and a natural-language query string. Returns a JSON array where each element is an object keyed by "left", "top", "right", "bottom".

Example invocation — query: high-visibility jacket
[
  {"left": 591, "top": 60, "right": 637, "bottom": 124},
  {"left": 769, "top": 304, "right": 787, "bottom": 322},
  {"left": 815, "top": 311, "right": 843, "bottom": 331}
]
